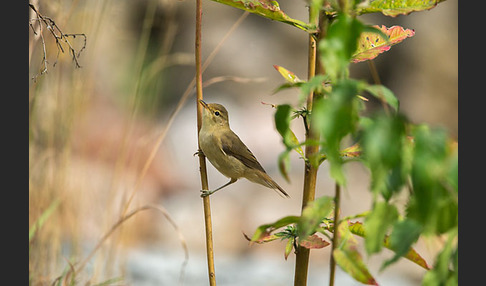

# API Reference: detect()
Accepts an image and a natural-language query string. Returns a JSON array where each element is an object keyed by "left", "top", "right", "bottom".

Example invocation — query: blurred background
[{"left": 29, "top": 0, "right": 457, "bottom": 285}]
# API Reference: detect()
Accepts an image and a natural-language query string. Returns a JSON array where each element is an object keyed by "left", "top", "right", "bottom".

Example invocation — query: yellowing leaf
[
  {"left": 333, "top": 248, "right": 379, "bottom": 286},
  {"left": 348, "top": 222, "right": 430, "bottom": 270},
  {"left": 352, "top": 25, "right": 415, "bottom": 63},
  {"left": 210, "top": 0, "right": 315, "bottom": 32},
  {"left": 333, "top": 221, "right": 378, "bottom": 285},
  {"left": 273, "top": 65, "right": 301, "bottom": 83},
  {"left": 357, "top": 0, "right": 446, "bottom": 17}
]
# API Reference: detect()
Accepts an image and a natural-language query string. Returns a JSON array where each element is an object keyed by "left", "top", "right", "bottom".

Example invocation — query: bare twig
[{"left": 29, "top": 3, "right": 86, "bottom": 81}]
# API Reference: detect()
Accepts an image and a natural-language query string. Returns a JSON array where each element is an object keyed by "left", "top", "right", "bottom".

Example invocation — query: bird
[{"left": 197, "top": 100, "right": 289, "bottom": 198}]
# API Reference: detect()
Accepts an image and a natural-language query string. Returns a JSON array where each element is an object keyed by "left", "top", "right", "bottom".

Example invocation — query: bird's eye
[{"left": 214, "top": 111, "right": 220, "bottom": 116}]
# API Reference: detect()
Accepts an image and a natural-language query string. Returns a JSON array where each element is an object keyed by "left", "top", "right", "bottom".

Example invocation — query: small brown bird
[{"left": 198, "top": 100, "right": 289, "bottom": 198}]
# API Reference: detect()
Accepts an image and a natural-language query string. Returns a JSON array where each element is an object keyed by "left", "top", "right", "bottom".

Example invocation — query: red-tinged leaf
[
  {"left": 273, "top": 65, "right": 302, "bottom": 83},
  {"left": 250, "top": 215, "right": 300, "bottom": 243},
  {"left": 352, "top": 25, "right": 415, "bottom": 63},
  {"left": 348, "top": 222, "right": 430, "bottom": 270},
  {"left": 210, "top": 0, "right": 315, "bottom": 32},
  {"left": 383, "top": 236, "right": 430, "bottom": 270},
  {"left": 299, "top": 234, "right": 330, "bottom": 249},
  {"left": 249, "top": 231, "right": 280, "bottom": 244},
  {"left": 333, "top": 248, "right": 379, "bottom": 285},
  {"left": 357, "top": 0, "right": 446, "bottom": 17}
]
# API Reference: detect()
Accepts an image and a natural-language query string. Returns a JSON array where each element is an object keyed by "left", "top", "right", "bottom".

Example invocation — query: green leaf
[
  {"left": 348, "top": 222, "right": 430, "bottom": 270},
  {"left": 319, "top": 14, "right": 364, "bottom": 80},
  {"left": 250, "top": 215, "right": 300, "bottom": 243},
  {"left": 364, "top": 202, "right": 398, "bottom": 254},
  {"left": 274, "top": 104, "right": 304, "bottom": 179},
  {"left": 210, "top": 0, "right": 315, "bottom": 32},
  {"left": 357, "top": 0, "right": 446, "bottom": 17},
  {"left": 333, "top": 221, "right": 378, "bottom": 285},
  {"left": 298, "top": 74, "right": 330, "bottom": 103},
  {"left": 381, "top": 218, "right": 423, "bottom": 270},
  {"left": 363, "top": 84, "right": 399, "bottom": 112},
  {"left": 313, "top": 79, "right": 361, "bottom": 185},
  {"left": 278, "top": 150, "right": 291, "bottom": 183},
  {"left": 298, "top": 196, "right": 334, "bottom": 239},
  {"left": 284, "top": 237, "right": 295, "bottom": 260},
  {"left": 407, "top": 125, "right": 458, "bottom": 234},
  {"left": 360, "top": 113, "right": 408, "bottom": 199},
  {"left": 352, "top": 25, "right": 415, "bottom": 63},
  {"left": 333, "top": 249, "right": 378, "bottom": 285},
  {"left": 275, "top": 104, "right": 293, "bottom": 147}
]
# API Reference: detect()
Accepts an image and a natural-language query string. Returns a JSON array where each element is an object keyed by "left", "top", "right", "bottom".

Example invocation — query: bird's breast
[{"left": 199, "top": 129, "right": 246, "bottom": 179}]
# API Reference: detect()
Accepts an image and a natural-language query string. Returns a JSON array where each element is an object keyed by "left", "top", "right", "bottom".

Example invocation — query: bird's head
[{"left": 200, "top": 100, "right": 230, "bottom": 128}]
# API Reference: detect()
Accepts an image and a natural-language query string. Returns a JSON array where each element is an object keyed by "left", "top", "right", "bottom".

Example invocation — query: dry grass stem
[{"left": 62, "top": 205, "right": 188, "bottom": 286}]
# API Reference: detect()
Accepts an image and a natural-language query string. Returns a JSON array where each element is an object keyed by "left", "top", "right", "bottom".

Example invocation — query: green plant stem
[
  {"left": 293, "top": 6, "right": 321, "bottom": 286},
  {"left": 329, "top": 183, "right": 341, "bottom": 286},
  {"left": 195, "top": 0, "right": 216, "bottom": 285}
]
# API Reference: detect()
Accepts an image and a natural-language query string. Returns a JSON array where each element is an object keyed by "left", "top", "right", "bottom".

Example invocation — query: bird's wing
[{"left": 220, "top": 131, "right": 267, "bottom": 173}]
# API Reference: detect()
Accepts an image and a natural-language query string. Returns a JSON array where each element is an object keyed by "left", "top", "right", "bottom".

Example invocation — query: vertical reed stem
[
  {"left": 329, "top": 183, "right": 341, "bottom": 286},
  {"left": 293, "top": 6, "right": 319, "bottom": 286},
  {"left": 195, "top": 0, "right": 216, "bottom": 285}
]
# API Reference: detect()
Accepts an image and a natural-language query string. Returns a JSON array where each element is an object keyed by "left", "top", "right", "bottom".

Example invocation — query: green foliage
[
  {"left": 360, "top": 113, "right": 409, "bottom": 200},
  {"left": 363, "top": 201, "right": 398, "bottom": 254},
  {"left": 319, "top": 14, "right": 363, "bottom": 81},
  {"left": 298, "top": 196, "right": 334, "bottom": 239},
  {"left": 407, "top": 125, "right": 458, "bottom": 235},
  {"left": 422, "top": 228, "right": 458, "bottom": 286},
  {"left": 363, "top": 84, "right": 399, "bottom": 111},
  {"left": 382, "top": 218, "right": 423, "bottom": 270},
  {"left": 333, "top": 221, "right": 378, "bottom": 285},
  {"left": 313, "top": 79, "right": 362, "bottom": 185},
  {"left": 211, "top": 0, "right": 454, "bottom": 285}
]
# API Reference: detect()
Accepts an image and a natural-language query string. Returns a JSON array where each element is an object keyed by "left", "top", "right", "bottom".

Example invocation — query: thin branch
[{"left": 29, "top": 3, "right": 86, "bottom": 81}]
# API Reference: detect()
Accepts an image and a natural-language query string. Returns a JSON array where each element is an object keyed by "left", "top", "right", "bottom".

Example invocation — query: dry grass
[{"left": 29, "top": 1, "right": 190, "bottom": 284}]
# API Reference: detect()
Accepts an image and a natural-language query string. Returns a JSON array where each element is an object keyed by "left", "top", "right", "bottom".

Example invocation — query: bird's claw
[
  {"left": 194, "top": 149, "right": 204, "bottom": 157},
  {"left": 200, "top": 189, "right": 212, "bottom": 198}
]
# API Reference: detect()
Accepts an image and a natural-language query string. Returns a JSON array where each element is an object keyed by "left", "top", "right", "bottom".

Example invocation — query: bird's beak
[{"left": 199, "top": 100, "right": 209, "bottom": 110}]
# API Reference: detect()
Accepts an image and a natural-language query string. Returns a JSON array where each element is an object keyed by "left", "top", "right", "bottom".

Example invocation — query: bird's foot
[
  {"left": 200, "top": 189, "right": 213, "bottom": 198},
  {"left": 193, "top": 149, "right": 204, "bottom": 157}
]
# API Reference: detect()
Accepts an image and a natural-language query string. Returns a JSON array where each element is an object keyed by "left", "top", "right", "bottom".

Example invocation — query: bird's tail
[
  {"left": 261, "top": 173, "right": 290, "bottom": 198},
  {"left": 273, "top": 183, "right": 290, "bottom": 198}
]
